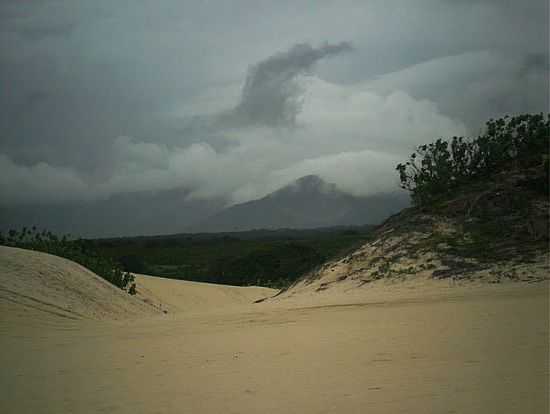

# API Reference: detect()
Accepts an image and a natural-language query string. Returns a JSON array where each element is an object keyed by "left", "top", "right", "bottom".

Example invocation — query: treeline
[
  {"left": 0, "top": 227, "right": 136, "bottom": 293},
  {"left": 91, "top": 227, "right": 373, "bottom": 289},
  {"left": 1, "top": 226, "right": 372, "bottom": 290},
  {"left": 208, "top": 242, "right": 325, "bottom": 288},
  {"left": 396, "top": 113, "right": 549, "bottom": 205}
]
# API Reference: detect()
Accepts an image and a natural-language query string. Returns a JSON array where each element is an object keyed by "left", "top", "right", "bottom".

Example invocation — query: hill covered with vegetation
[{"left": 283, "top": 114, "right": 549, "bottom": 295}]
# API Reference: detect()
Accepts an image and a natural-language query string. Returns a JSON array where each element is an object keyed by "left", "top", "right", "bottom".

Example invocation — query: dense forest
[{"left": 90, "top": 226, "right": 374, "bottom": 288}]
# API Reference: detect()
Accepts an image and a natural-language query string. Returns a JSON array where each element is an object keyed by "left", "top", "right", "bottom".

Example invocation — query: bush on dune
[{"left": 396, "top": 113, "right": 549, "bottom": 205}]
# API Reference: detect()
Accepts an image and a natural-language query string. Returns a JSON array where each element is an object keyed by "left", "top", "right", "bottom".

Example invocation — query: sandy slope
[
  {"left": 134, "top": 274, "right": 274, "bottom": 315},
  {"left": 0, "top": 246, "right": 160, "bottom": 323},
  {"left": 1, "top": 247, "right": 548, "bottom": 413}
]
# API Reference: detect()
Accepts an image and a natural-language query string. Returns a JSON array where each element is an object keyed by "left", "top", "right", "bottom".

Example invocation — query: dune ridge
[{"left": 0, "top": 246, "right": 160, "bottom": 322}]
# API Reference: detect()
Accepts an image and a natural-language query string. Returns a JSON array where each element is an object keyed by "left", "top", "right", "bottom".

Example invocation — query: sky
[{"left": 0, "top": 0, "right": 548, "bottom": 208}]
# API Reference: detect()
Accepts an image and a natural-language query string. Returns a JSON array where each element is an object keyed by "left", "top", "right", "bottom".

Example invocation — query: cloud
[
  {"left": 15, "top": 22, "right": 76, "bottom": 40},
  {"left": 130, "top": 72, "right": 466, "bottom": 204},
  {"left": 0, "top": 154, "right": 90, "bottom": 205},
  {"left": 0, "top": 0, "right": 547, "bottom": 212},
  {"left": 367, "top": 50, "right": 549, "bottom": 127},
  {"left": 0, "top": 66, "right": 467, "bottom": 206},
  {"left": 221, "top": 42, "right": 353, "bottom": 127}
]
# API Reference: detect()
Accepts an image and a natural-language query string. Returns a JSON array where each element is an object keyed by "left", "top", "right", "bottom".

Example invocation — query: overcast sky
[{"left": 1, "top": 0, "right": 548, "bottom": 207}]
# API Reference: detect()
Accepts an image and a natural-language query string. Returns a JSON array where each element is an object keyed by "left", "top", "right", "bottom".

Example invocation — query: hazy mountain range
[{"left": 0, "top": 175, "right": 409, "bottom": 238}]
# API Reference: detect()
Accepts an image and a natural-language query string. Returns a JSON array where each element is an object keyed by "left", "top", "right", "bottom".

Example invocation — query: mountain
[
  {"left": 0, "top": 176, "right": 409, "bottom": 237},
  {"left": 189, "top": 175, "right": 410, "bottom": 232}
]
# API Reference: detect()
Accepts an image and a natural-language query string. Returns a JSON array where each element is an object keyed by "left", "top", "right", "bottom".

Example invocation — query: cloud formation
[
  {"left": 368, "top": 51, "right": 549, "bottom": 128},
  {"left": 0, "top": 0, "right": 547, "bottom": 209},
  {"left": 0, "top": 64, "right": 467, "bottom": 206},
  {"left": 227, "top": 42, "right": 352, "bottom": 127}
]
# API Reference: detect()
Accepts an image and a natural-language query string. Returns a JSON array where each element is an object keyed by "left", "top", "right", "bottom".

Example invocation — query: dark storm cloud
[
  {"left": 14, "top": 22, "right": 76, "bottom": 40},
  {"left": 228, "top": 42, "right": 352, "bottom": 127},
  {"left": 520, "top": 53, "right": 549, "bottom": 75},
  {"left": 23, "top": 91, "right": 50, "bottom": 107},
  {"left": 0, "top": 0, "right": 81, "bottom": 41},
  {"left": 368, "top": 50, "right": 549, "bottom": 129}
]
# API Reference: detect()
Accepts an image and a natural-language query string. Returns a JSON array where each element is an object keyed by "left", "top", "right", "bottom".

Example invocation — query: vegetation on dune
[
  {"left": 290, "top": 113, "right": 549, "bottom": 291},
  {"left": 0, "top": 227, "right": 136, "bottom": 293},
  {"left": 397, "top": 113, "right": 549, "bottom": 205},
  {"left": 394, "top": 114, "right": 549, "bottom": 253},
  {"left": 345, "top": 112, "right": 550, "bottom": 284}
]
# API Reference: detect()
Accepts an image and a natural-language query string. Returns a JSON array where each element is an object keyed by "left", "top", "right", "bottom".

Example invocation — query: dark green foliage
[
  {"left": 122, "top": 271, "right": 136, "bottom": 289},
  {"left": 0, "top": 228, "right": 135, "bottom": 291},
  {"left": 91, "top": 227, "right": 373, "bottom": 288},
  {"left": 118, "top": 254, "right": 147, "bottom": 274},
  {"left": 209, "top": 242, "right": 325, "bottom": 289},
  {"left": 396, "top": 113, "right": 549, "bottom": 205}
]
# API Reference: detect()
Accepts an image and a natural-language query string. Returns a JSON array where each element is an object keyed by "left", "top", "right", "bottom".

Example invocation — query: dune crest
[
  {"left": 0, "top": 246, "right": 276, "bottom": 323},
  {"left": 0, "top": 246, "right": 159, "bottom": 322}
]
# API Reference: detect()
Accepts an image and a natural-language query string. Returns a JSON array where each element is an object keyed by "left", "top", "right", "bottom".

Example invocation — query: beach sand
[{"left": 1, "top": 246, "right": 548, "bottom": 413}]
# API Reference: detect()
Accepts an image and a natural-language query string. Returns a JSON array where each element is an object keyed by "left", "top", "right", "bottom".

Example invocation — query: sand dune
[
  {"left": 0, "top": 246, "right": 160, "bottom": 323},
  {"left": 134, "top": 274, "right": 274, "bottom": 315},
  {"left": 0, "top": 246, "right": 273, "bottom": 324},
  {"left": 1, "top": 247, "right": 548, "bottom": 413}
]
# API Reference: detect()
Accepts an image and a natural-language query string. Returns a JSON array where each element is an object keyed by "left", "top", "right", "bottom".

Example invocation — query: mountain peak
[
  {"left": 295, "top": 175, "right": 325, "bottom": 187},
  {"left": 273, "top": 175, "right": 339, "bottom": 197},
  {"left": 189, "top": 174, "right": 410, "bottom": 232}
]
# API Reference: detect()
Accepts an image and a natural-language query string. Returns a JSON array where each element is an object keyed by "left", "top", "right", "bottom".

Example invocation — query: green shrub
[
  {"left": 128, "top": 283, "right": 137, "bottom": 296},
  {"left": 396, "top": 113, "right": 549, "bottom": 205}
]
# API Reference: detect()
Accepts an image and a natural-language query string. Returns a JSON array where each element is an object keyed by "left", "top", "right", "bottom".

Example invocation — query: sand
[
  {"left": 1, "top": 246, "right": 548, "bottom": 413},
  {"left": 0, "top": 246, "right": 159, "bottom": 323},
  {"left": 133, "top": 273, "right": 275, "bottom": 315}
]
